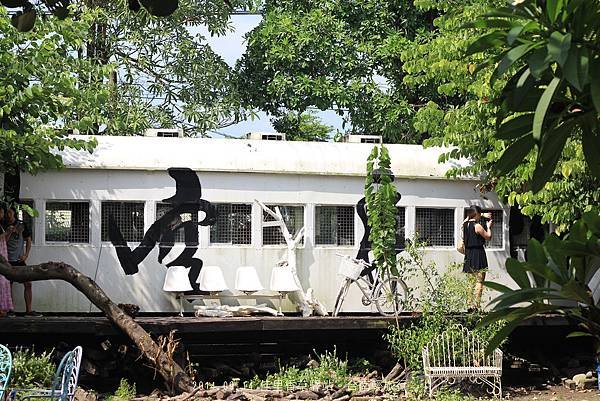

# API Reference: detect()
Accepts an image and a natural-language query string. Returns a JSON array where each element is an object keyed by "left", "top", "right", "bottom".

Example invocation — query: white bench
[{"left": 422, "top": 325, "right": 502, "bottom": 398}]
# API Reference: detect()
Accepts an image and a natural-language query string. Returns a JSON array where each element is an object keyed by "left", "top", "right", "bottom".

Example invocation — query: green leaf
[
  {"left": 582, "top": 212, "right": 600, "bottom": 236},
  {"left": 532, "top": 76, "right": 561, "bottom": 141},
  {"left": 532, "top": 120, "right": 572, "bottom": 192},
  {"left": 466, "top": 31, "right": 507, "bottom": 55},
  {"left": 506, "top": 257, "right": 531, "bottom": 288},
  {"left": 495, "top": 134, "right": 535, "bottom": 175},
  {"left": 560, "top": 279, "right": 592, "bottom": 304},
  {"left": 483, "top": 281, "right": 513, "bottom": 293},
  {"left": 483, "top": 7, "right": 535, "bottom": 20},
  {"left": 582, "top": 125, "right": 600, "bottom": 179},
  {"left": 547, "top": 32, "right": 571, "bottom": 67},
  {"left": 566, "top": 331, "right": 593, "bottom": 338},
  {"left": 497, "top": 44, "right": 534, "bottom": 77},
  {"left": 507, "top": 25, "right": 524, "bottom": 45},
  {"left": 492, "top": 288, "right": 559, "bottom": 309},
  {"left": 484, "top": 303, "right": 560, "bottom": 353},
  {"left": 546, "top": 0, "right": 564, "bottom": 24},
  {"left": 527, "top": 238, "right": 548, "bottom": 265},
  {"left": 563, "top": 47, "right": 588, "bottom": 91},
  {"left": 527, "top": 47, "right": 551, "bottom": 78},
  {"left": 496, "top": 113, "right": 534, "bottom": 140}
]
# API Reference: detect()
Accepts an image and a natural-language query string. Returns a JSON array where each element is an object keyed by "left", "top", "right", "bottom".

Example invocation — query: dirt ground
[{"left": 508, "top": 386, "right": 600, "bottom": 401}]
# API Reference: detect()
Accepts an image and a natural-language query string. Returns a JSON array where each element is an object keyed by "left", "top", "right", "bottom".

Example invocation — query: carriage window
[
  {"left": 45, "top": 202, "right": 90, "bottom": 243},
  {"left": 396, "top": 207, "right": 406, "bottom": 244},
  {"left": 263, "top": 205, "right": 304, "bottom": 245},
  {"left": 315, "top": 206, "right": 354, "bottom": 246},
  {"left": 210, "top": 203, "right": 252, "bottom": 245},
  {"left": 463, "top": 208, "right": 503, "bottom": 248},
  {"left": 101, "top": 201, "right": 145, "bottom": 242},
  {"left": 156, "top": 203, "right": 199, "bottom": 243},
  {"left": 415, "top": 208, "right": 454, "bottom": 247}
]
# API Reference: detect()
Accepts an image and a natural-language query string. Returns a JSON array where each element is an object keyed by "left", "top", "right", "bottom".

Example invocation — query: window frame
[
  {"left": 155, "top": 202, "right": 200, "bottom": 244},
  {"left": 100, "top": 200, "right": 146, "bottom": 243},
  {"left": 209, "top": 202, "right": 253, "bottom": 247},
  {"left": 44, "top": 200, "right": 91, "bottom": 244},
  {"left": 314, "top": 205, "right": 356, "bottom": 248},
  {"left": 261, "top": 204, "right": 305, "bottom": 247},
  {"left": 415, "top": 207, "right": 456, "bottom": 248}
]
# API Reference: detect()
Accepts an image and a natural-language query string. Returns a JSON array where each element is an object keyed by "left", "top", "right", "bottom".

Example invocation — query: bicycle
[{"left": 332, "top": 253, "right": 409, "bottom": 317}]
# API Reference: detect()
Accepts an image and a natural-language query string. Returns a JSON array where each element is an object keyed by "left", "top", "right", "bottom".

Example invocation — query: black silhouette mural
[
  {"left": 355, "top": 176, "right": 405, "bottom": 282},
  {"left": 108, "top": 168, "right": 216, "bottom": 290}
]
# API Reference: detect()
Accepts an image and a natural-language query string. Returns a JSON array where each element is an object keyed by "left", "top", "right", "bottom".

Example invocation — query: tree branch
[{"left": 0, "top": 257, "right": 195, "bottom": 394}]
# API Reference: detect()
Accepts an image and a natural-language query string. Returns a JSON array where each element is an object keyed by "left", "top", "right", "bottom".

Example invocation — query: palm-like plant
[
  {"left": 465, "top": 0, "right": 600, "bottom": 191},
  {"left": 482, "top": 211, "right": 600, "bottom": 351}
]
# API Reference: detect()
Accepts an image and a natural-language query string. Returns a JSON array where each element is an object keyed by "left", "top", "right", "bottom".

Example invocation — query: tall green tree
[
  {"left": 448, "top": 0, "right": 600, "bottom": 351},
  {"left": 399, "top": 0, "right": 600, "bottom": 230},
  {"left": 85, "top": 0, "right": 255, "bottom": 136},
  {"left": 236, "top": 0, "right": 435, "bottom": 143},
  {"left": 271, "top": 112, "right": 333, "bottom": 141},
  {"left": 0, "top": 5, "right": 109, "bottom": 199}
]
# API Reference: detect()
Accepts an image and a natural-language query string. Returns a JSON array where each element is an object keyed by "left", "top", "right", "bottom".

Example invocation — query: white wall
[{"left": 14, "top": 169, "right": 511, "bottom": 313}]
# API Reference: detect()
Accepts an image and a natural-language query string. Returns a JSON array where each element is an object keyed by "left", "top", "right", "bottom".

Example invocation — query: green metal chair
[
  {"left": 10, "top": 346, "right": 82, "bottom": 401},
  {"left": 0, "top": 344, "right": 12, "bottom": 400}
]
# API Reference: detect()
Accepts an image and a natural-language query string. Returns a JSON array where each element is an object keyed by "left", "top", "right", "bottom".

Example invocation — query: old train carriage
[{"left": 12, "top": 134, "right": 512, "bottom": 313}]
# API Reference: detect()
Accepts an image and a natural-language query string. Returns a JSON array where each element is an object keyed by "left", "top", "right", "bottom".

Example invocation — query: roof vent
[
  {"left": 144, "top": 128, "right": 183, "bottom": 138},
  {"left": 342, "top": 134, "right": 382, "bottom": 144},
  {"left": 246, "top": 132, "right": 286, "bottom": 141}
]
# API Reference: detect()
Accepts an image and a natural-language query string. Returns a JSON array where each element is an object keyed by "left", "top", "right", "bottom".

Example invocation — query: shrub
[
  {"left": 386, "top": 241, "right": 506, "bottom": 373},
  {"left": 108, "top": 378, "right": 137, "bottom": 401},
  {"left": 10, "top": 349, "right": 56, "bottom": 388},
  {"left": 245, "top": 349, "right": 353, "bottom": 390}
]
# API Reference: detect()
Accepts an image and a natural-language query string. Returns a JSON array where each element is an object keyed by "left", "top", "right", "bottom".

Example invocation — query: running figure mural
[{"left": 108, "top": 167, "right": 216, "bottom": 291}]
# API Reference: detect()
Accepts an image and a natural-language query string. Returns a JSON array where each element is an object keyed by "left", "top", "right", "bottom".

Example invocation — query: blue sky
[{"left": 195, "top": 15, "right": 347, "bottom": 139}]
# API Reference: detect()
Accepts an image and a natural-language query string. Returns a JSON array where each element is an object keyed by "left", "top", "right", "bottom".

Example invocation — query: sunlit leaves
[
  {"left": 236, "top": 0, "right": 430, "bottom": 143},
  {"left": 466, "top": 0, "right": 600, "bottom": 193},
  {"left": 480, "top": 213, "right": 600, "bottom": 352},
  {"left": 0, "top": 5, "right": 109, "bottom": 176}
]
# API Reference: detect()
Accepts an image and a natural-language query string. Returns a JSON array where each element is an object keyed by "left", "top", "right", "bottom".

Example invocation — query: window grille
[
  {"left": 101, "top": 201, "right": 145, "bottom": 242},
  {"left": 156, "top": 203, "right": 198, "bottom": 243},
  {"left": 463, "top": 208, "right": 504, "bottom": 248},
  {"left": 210, "top": 203, "right": 252, "bottom": 245},
  {"left": 18, "top": 199, "right": 35, "bottom": 241},
  {"left": 263, "top": 205, "right": 304, "bottom": 245},
  {"left": 45, "top": 202, "right": 90, "bottom": 243},
  {"left": 415, "top": 208, "right": 454, "bottom": 247},
  {"left": 315, "top": 206, "right": 354, "bottom": 246},
  {"left": 396, "top": 207, "right": 406, "bottom": 245}
]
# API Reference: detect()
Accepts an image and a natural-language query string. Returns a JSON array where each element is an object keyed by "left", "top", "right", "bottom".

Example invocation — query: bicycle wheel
[
  {"left": 373, "top": 277, "right": 408, "bottom": 317},
  {"left": 333, "top": 278, "right": 352, "bottom": 317}
]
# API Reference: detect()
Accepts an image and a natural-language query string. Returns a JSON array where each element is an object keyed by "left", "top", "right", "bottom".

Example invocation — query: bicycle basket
[{"left": 338, "top": 258, "right": 364, "bottom": 280}]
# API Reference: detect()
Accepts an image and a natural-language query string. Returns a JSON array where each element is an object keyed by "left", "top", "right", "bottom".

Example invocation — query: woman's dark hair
[{"left": 466, "top": 205, "right": 482, "bottom": 217}]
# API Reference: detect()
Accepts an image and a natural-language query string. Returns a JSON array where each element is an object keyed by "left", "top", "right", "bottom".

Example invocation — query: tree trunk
[{"left": 0, "top": 258, "right": 195, "bottom": 394}]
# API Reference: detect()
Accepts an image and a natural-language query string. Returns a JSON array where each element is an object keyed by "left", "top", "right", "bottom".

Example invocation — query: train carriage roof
[{"left": 58, "top": 135, "right": 471, "bottom": 180}]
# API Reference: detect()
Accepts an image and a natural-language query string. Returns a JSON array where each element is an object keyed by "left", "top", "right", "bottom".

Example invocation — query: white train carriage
[{"left": 12, "top": 135, "right": 512, "bottom": 313}]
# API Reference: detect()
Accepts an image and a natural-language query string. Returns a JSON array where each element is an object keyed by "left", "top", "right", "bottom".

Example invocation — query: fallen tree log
[{"left": 0, "top": 258, "right": 195, "bottom": 394}]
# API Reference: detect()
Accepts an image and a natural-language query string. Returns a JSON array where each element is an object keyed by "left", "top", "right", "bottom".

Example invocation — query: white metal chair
[
  {"left": 235, "top": 266, "right": 264, "bottom": 293},
  {"left": 197, "top": 266, "right": 228, "bottom": 292},
  {"left": 163, "top": 266, "right": 193, "bottom": 316},
  {"left": 269, "top": 264, "right": 299, "bottom": 315},
  {"left": 0, "top": 344, "right": 12, "bottom": 400},
  {"left": 422, "top": 325, "right": 502, "bottom": 398},
  {"left": 11, "top": 346, "right": 83, "bottom": 401}
]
